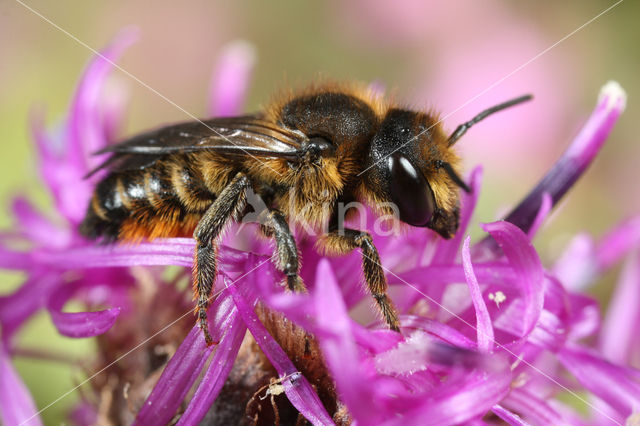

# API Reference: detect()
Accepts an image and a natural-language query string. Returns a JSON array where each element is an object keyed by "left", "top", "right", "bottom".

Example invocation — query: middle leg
[{"left": 260, "top": 209, "right": 305, "bottom": 292}]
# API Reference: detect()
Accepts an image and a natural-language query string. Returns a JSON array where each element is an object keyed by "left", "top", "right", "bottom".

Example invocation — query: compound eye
[{"left": 387, "top": 153, "right": 435, "bottom": 227}]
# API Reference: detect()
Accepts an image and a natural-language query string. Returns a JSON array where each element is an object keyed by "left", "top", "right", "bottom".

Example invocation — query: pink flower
[{"left": 1, "top": 31, "right": 638, "bottom": 425}]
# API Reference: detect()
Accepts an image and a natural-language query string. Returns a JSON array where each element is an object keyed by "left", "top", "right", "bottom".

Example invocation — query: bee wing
[{"left": 88, "top": 115, "right": 306, "bottom": 176}]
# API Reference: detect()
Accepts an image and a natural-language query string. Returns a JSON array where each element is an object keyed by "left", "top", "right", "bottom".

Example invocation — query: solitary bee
[{"left": 80, "top": 83, "right": 530, "bottom": 345}]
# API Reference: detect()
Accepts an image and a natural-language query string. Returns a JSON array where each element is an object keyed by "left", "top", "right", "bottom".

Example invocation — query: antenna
[{"left": 447, "top": 94, "right": 533, "bottom": 146}]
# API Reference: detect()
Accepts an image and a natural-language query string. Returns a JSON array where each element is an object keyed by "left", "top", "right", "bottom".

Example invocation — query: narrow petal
[
  {"left": 227, "top": 278, "right": 334, "bottom": 426},
  {"left": 491, "top": 404, "right": 530, "bottom": 426},
  {"left": 481, "top": 221, "right": 544, "bottom": 338},
  {"left": 477, "top": 81, "right": 626, "bottom": 252},
  {"left": 11, "top": 197, "right": 71, "bottom": 248},
  {"left": 99, "top": 77, "right": 129, "bottom": 145},
  {"left": 32, "top": 239, "right": 251, "bottom": 272},
  {"left": 134, "top": 327, "right": 213, "bottom": 425},
  {"left": 0, "top": 345, "right": 43, "bottom": 426},
  {"left": 600, "top": 251, "right": 640, "bottom": 364},
  {"left": 556, "top": 216, "right": 640, "bottom": 291},
  {"left": 312, "top": 259, "right": 382, "bottom": 424},
  {"left": 400, "top": 315, "right": 476, "bottom": 349},
  {"left": 177, "top": 316, "right": 246, "bottom": 425},
  {"left": 208, "top": 40, "right": 256, "bottom": 117},
  {"left": 68, "top": 27, "right": 139, "bottom": 167},
  {"left": 46, "top": 280, "right": 121, "bottom": 337},
  {"left": 44, "top": 28, "right": 138, "bottom": 225},
  {"left": 462, "top": 236, "right": 494, "bottom": 352},
  {"left": 552, "top": 233, "right": 597, "bottom": 292},
  {"left": 49, "top": 307, "right": 120, "bottom": 338},
  {"left": 526, "top": 192, "right": 552, "bottom": 240},
  {"left": 0, "top": 273, "right": 60, "bottom": 339},
  {"left": 385, "top": 363, "right": 511, "bottom": 426},
  {"left": 0, "top": 244, "right": 31, "bottom": 270},
  {"left": 135, "top": 287, "right": 242, "bottom": 425},
  {"left": 558, "top": 347, "right": 640, "bottom": 418},
  {"left": 394, "top": 263, "right": 517, "bottom": 290},
  {"left": 502, "top": 388, "right": 569, "bottom": 425},
  {"left": 565, "top": 290, "right": 600, "bottom": 342},
  {"left": 596, "top": 215, "right": 640, "bottom": 271}
]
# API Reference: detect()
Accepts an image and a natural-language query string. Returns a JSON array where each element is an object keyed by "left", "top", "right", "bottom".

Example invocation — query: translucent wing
[{"left": 88, "top": 115, "right": 306, "bottom": 175}]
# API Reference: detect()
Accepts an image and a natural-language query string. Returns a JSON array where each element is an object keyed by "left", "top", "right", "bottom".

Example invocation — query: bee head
[{"left": 364, "top": 109, "right": 463, "bottom": 239}]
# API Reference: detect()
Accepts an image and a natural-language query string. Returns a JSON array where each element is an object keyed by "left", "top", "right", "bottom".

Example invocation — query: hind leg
[{"left": 193, "top": 173, "right": 250, "bottom": 345}]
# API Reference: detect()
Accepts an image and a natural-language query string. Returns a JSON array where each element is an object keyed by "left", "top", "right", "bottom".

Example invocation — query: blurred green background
[{"left": 1, "top": 1, "right": 638, "bottom": 423}]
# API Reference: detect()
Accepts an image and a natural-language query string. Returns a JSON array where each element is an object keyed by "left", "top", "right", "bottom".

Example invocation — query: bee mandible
[{"left": 80, "top": 82, "right": 531, "bottom": 345}]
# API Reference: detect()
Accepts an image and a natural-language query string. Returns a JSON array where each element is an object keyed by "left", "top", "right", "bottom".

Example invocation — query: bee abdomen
[
  {"left": 168, "top": 160, "right": 216, "bottom": 212},
  {"left": 80, "top": 160, "right": 216, "bottom": 242},
  {"left": 80, "top": 174, "right": 130, "bottom": 242}
]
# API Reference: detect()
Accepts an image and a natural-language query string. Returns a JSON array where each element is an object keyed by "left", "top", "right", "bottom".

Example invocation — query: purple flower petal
[
  {"left": 565, "top": 289, "right": 600, "bottom": 343},
  {"left": 491, "top": 404, "right": 530, "bottom": 426},
  {"left": 135, "top": 284, "right": 246, "bottom": 425},
  {"left": 552, "top": 233, "right": 597, "bottom": 292},
  {"left": 0, "top": 273, "right": 60, "bottom": 340},
  {"left": 48, "top": 307, "right": 121, "bottom": 338},
  {"left": 556, "top": 216, "right": 640, "bottom": 292},
  {"left": 385, "top": 362, "right": 511, "bottom": 426},
  {"left": 177, "top": 316, "right": 246, "bottom": 425},
  {"left": 501, "top": 388, "right": 568, "bottom": 425},
  {"left": 11, "top": 197, "right": 71, "bottom": 248},
  {"left": 478, "top": 81, "right": 626, "bottom": 251},
  {"left": 27, "top": 239, "right": 251, "bottom": 273},
  {"left": 351, "top": 324, "right": 402, "bottom": 354},
  {"left": 35, "top": 28, "right": 138, "bottom": 225},
  {"left": 558, "top": 347, "right": 640, "bottom": 417},
  {"left": 596, "top": 215, "right": 640, "bottom": 271},
  {"left": 0, "top": 345, "right": 43, "bottom": 426},
  {"left": 134, "top": 327, "right": 213, "bottom": 425},
  {"left": 481, "top": 221, "right": 544, "bottom": 338},
  {"left": 600, "top": 252, "right": 640, "bottom": 364},
  {"left": 99, "top": 78, "right": 129, "bottom": 144},
  {"left": 462, "top": 236, "right": 494, "bottom": 352},
  {"left": 0, "top": 243, "right": 32, "bottom": 270},
  {"left": 208, "top": 40, "right": 256, "bottom": 117},
  {"left": 227, "top": 277, "right": 334, "bottom": 426},
  {"left": 400, "top": 315, "right": 476, "bottom": 349},
  {"left": 526, "top": 192, "right": 552, "bottom": 240},
  {"left": 67, "top": 28, "right": 138, "bottom": 166},
  {"left": 46, "top": 279, "right": 121, "bottom": 337},
  {"left": 311, "top": 259, "right": 382, "bottom": 424}
]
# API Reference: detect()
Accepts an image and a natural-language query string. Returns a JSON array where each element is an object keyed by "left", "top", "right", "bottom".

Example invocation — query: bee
[{"left": 80, "top": 82, "right": 531, "bottom": 345}]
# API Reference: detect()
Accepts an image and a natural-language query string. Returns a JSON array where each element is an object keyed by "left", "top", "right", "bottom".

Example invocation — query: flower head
[{"left": 1, "top": 32, "right": 639, "bottom": 426}]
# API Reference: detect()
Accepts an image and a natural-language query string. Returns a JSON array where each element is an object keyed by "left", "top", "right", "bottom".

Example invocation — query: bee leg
[
  {"left": 260, "top": 210, "right": 305, "bottom": 292},
  {"left": 319, "top": 229, "right": 400, "bottom": 332},
  {"left": 194, "top": 173, "right": 251, "bottom": 345}
]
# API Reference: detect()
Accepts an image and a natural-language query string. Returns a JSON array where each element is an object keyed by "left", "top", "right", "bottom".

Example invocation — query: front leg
[
  {"left": 259, "top": 209, "right": 306, "bottom": 292},
  {"left": 318, "top": 229, "right": 400, "bottom": 331},
  {"left": 194, "top": 173, "right": 251, "bottom": 345}
]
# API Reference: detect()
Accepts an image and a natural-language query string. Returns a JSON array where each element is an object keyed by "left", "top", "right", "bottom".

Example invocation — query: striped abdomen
[{"left": 80, "top": 155, "right": 219, "bottom": 242}]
